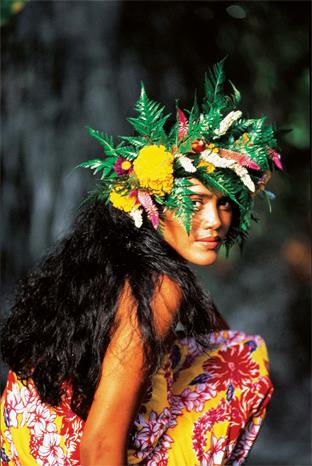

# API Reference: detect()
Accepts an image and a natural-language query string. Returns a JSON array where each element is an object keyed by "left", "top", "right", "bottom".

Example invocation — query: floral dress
[{"left": 0, "top": 330, "right": 274, "bottom": 466}]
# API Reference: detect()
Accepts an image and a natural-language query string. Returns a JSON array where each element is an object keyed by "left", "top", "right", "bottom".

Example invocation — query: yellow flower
[
  {"left": 109, "top": 189, "right": 137, "bottom": 212},
  {"left": 206, "top": 143, "right": 219, "bottom": 154},
  {"left": 121, "top": 160, "right": 132, "bottom": 170},
  {"left": 133, "top": 145, "right": 174, "bottom": 196},
  {"left": 198, "top": 160, "right": 216, "bottom": 173}
]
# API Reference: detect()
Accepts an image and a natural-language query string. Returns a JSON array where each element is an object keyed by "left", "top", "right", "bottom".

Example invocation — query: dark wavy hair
[{"left": 1, "top": 202, "right": 229, "bottom": 420}]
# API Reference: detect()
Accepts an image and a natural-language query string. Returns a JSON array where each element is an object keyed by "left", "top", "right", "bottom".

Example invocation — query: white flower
[
  {"left": 231, "top": 163, "right": 255, "bottom": 192},
  {"left": 214, "top": 110, "right": 242, "bottom": 137},
  {"left": 38, "top": 433, "right": 65, "bottom": 465},
  {"left": 4, "top": 430, "right": 21, "bottom": 465},
  {"left": 6, "top": 383, "right": 30, "bottom": 428},
  {"left": 130, "top": 208, "right": 143, "bottom": 228},
  {"left": 200, "top": 151, "right": 255, "bottom": 192},
  {"left": 176, "top": 154, "right": 197, "bottom": 173},
  {"left": 200, "top": 151, "right": 233, "bottom": 168}
]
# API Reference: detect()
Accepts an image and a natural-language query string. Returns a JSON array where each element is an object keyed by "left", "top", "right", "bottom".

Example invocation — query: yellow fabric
[{"left": 1, "top": 331, "right": 274, "bottom": 465}]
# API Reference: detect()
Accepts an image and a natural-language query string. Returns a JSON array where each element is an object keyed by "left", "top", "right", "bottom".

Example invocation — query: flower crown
[{"left": 78, "top": 61, "right": 283, "bottom": 252}]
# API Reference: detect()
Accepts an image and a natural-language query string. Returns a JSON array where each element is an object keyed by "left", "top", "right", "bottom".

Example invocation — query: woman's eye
[
  {"left": 190, "top": 198, "right": 203, "bottom": 209},
  {"left": 218, "top": 197, "right": 232, "bottom": 210}
]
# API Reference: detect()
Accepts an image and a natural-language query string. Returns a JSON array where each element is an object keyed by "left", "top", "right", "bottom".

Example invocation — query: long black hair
[{"left": 1, "top": 202, "right": 229, "bottom": 420}]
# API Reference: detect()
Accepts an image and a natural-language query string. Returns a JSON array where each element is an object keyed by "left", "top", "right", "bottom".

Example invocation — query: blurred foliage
[{"left": 0, "top": 0, "right": 28, "bottom": 27}]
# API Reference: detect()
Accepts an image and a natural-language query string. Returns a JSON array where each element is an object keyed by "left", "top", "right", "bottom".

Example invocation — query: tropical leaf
[
  {"left": 119, "top": 135, "right": 146, "bottom": 148},
  {"left": 228, "top": 80, "right": 241, "bottom": 105},
  {"left": 76, "top": 157, "right": 116, "bottom": 178},
  {"left": 165, "top": 178, "right": 196, "bottom": 234},
  {"left": 203, "top": 58, "right": 227, "bottom": 110},
  {"left": 86, "top": 127, "right": 117, "bottom": 157},
  {"left": 76, "top": 159, "right": 103, "bottom": 170},
  {"left": 115, "top": 146, "right": 138, "bottom": 161},
  {"left": 128, "top": 83, "right": 170, "bottom": 142},
  {"left": 199, "top": 169, "right": 245, "bottom": 212},
  {"left": 227, "top": 118, "right": 254, "bottom": 141}
]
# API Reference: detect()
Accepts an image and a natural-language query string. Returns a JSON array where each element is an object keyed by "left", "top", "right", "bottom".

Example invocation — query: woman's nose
[{"left": 201, "top": 203, "right": 222, "bottom": 230}]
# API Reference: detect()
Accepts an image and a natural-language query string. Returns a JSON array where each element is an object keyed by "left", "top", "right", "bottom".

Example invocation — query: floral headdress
[{"left": 78, "top": 61, "right": 283, "bottom": 253}]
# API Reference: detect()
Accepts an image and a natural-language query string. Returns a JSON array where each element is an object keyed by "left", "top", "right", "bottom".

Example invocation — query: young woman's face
[{"left": 162, "top": 178, "right": 233, "bottom": 265}]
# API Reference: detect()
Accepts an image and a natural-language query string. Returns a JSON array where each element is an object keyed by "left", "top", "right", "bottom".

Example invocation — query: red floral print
[
  {"left": 0, "top": 331, "right": 274, "bottom": 466},
  {"left": 203, "top": 344, "right": 260, "bottom": 390}
]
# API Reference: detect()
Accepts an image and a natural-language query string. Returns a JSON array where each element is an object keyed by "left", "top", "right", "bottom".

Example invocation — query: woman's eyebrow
[{"left": 189, "top": 192, "right": 214, "bottom": 199}]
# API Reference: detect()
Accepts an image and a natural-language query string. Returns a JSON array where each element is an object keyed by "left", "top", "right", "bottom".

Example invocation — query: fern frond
[
  {"left": 128, "top": 83, "right": 170, "bottom": 141},
  {"left": 86, "top": 127, "right": 117, "bottom": 157},
  {"left": 115, "top": 146, "right": 138, "bottom": 161},
  {"left": 165, "top": 178, "right": 196, "bottom": 234},
  {"left": 203, "top": 58, "right": 227, "bottom": 110}
]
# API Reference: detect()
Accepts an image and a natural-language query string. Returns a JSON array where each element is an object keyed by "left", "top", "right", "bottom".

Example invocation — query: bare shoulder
[
  {"left": 152, "top": 275, "right": 182, "bottom": 339},
  {"left": 115, "top": 275, "right": 181, "bottom": 340},
  {"left": 155, "top": 274, "right": 182, "bottom": 309}
]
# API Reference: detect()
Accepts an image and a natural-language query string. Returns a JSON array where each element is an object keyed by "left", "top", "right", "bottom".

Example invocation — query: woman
[{"left": 1, "top": 62, "right": 281, "bottom": 465}]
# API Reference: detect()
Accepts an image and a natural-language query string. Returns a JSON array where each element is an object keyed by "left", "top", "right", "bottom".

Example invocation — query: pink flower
[
  {"left": 137, "top": 191, "right": 159, "bottom": 229},
  {"left": 208, "top": 330, "right": 249, "bottom": 351},
  {"left": 146, "top": 434, "right": 173, "bottom": 466},
  {"left": 134, "top": 409, "right": 171, "bottom": 453},
  {"left": 267, "top": 148, "right": 283, "bottom": 170},
  {"left": 177, "top": 108, "right": 188, "bottom": 141},
  {"left": 172, "top": 381, "right": 217, "bottom": 415}
]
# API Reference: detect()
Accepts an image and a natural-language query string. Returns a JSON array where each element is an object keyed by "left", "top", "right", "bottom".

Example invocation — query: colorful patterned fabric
[{"left": 0, "top": 330, "right": 274, "bottom": 465}]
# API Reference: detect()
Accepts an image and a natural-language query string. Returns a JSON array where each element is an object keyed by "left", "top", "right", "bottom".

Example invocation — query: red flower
[{"left": 203, "top": 345, "right": 259, "bottom": 391}]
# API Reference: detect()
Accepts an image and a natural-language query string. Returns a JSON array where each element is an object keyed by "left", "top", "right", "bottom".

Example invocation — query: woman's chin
[{"left": 186, "top": 249, "right": 219, "bottom": 266}]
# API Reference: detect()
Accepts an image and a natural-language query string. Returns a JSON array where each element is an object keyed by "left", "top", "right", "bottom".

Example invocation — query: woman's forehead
[{"left": 189, "top": 178, "right": 223, "bottom": 198}]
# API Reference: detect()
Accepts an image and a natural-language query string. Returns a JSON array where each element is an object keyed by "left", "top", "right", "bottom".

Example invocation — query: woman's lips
[{"left": 195, "top": 237, "right": 221, "bottom": 249}]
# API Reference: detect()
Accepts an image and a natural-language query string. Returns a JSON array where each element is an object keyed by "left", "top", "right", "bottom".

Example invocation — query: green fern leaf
[
  {"left": 128, "top": 83, "right": 170, "bottom": 141},
  {"left": 228, "top": 80, "right": 241, "bottom": 105},
  {"left": 119, "top": 135, "right": 146, "bottom": 148},
  {"left": 87, "top": 127, "right": 117, "bottom": 157},
  {"left": 203, "top": 58, "right": 227, "bottom": 110},
  {"left": 115, "top": 146, "right": 138, "bottom": 161},
  {"left": 165, "top": 178, "right": 196, "bottom": 234}
]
